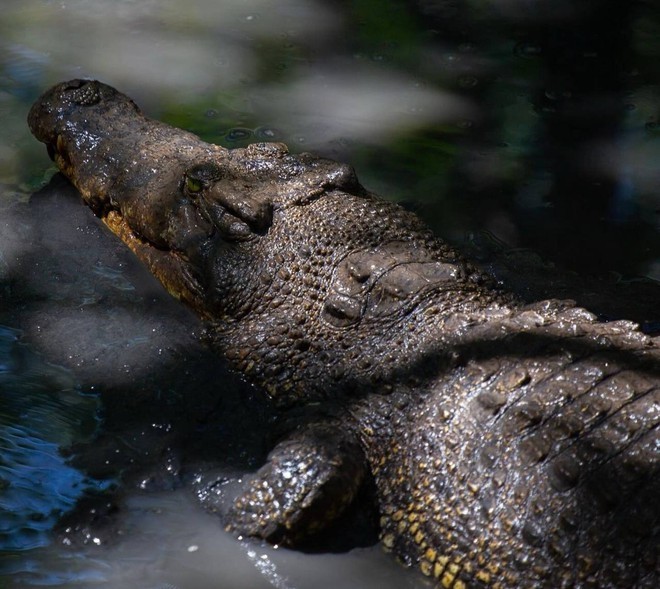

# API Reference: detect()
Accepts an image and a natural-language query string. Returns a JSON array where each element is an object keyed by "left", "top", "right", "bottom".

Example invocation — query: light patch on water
[
  {"left": 1, "top": 0, "right": 471, "bottom": 161},
  {"left": 0, "top": 0, "right": 340, "bottom": 102},
  {"left": 245, "top": 545, "right": 294, "bottom": 589},
  {"left": 164, "top": 0, "right": 343, "bottom": 40},
  {"left": 5, "top": 490, "right": 426, "bottom": 589},
  {"left": 253, "top": 61, "right": 470, "bottom": 148},
  {"left": 91, "top": 262, "right": 136, "bottom": 292}
]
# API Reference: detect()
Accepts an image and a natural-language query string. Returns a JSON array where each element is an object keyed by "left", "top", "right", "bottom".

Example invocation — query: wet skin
[{"left": 29, "top": 80, "right": 659, "bottom": 588}]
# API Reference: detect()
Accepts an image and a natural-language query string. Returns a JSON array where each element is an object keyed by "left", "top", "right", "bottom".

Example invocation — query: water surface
[{"left": 1, "top": 1, "right": 659, "bottom": 587}]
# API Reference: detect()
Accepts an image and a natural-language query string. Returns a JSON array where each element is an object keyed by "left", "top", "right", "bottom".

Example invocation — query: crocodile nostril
[
  {"left": 66, "top": 79, "right": 101, "bottom": 106},
  {"left": 64, "top": 79, "right": 87, "bottom": 90}
]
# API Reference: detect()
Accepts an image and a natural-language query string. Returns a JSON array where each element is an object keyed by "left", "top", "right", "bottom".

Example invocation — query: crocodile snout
[
  {"left": 28, "top": 79, "right": 140, "bottom": 148},
  {"left": 28, "top": 79, "right": 94, "bottom": 147}
]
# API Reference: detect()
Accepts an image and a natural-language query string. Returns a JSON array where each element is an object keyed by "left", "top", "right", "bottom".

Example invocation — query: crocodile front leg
[{"left": 223, "top": 420, "right": 368, "bottom": 546}]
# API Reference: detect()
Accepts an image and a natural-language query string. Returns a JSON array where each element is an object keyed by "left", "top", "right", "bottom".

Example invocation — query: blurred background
[
  {"left": 1, "top": 1, "right": 659, "bottom": 588},
  {"left": 3, "top": 0, "right": 659, "bottom": 275}
]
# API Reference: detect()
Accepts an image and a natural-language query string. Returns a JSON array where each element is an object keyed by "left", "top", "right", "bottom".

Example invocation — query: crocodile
[{"left": 28, "top": 79, "right": 659, "bottom": 588}]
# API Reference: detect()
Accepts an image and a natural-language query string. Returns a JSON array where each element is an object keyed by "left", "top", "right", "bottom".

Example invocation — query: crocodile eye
[
  {"left": 185, "top": 176, "right": 203, "bottom": 193},
  {"left": 184, "top": 162, "right": 223, "bottom": 196}
]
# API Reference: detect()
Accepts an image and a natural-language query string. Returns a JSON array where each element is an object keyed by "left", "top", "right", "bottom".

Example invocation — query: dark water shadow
[{"left": 410, "top": 0, "right": 660, "bottom": 277}]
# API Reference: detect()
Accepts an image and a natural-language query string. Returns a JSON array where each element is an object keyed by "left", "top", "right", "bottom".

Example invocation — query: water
[
  {"left": 0, "top": 326, "right": 108, "bottom": 553},
  {"left": 6, "top": 489, "right": 419, "bottom": 589},
  {"left": 1, "top": 1, "right": 659, "bottom": 587}
]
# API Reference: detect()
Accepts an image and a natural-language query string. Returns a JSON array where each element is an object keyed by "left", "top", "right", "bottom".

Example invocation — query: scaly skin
[{"left": 29, "top": 80, "right": 659, "bottom": 588}]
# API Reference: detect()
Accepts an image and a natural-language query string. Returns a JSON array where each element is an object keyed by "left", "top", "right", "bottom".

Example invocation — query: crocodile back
[{"left": 361, "top": 304, "right": 659, "bottom": 588}]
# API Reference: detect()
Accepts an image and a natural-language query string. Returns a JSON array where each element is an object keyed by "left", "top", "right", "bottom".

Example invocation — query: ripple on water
[{"left": 0, "top": 325, "right": 111, "bottom": 556}]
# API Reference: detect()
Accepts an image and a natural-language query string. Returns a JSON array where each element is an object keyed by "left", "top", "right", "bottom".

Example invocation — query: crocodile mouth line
[
  {"left": 47, "top": 133, "right": 212, "bottom": 262},
  {"left": 48, "top": 135, "right": 75, "bottom": 181},
  {"left": 102, "top": 208, "right": 209, "bottom": 314},
  {"left": 101, "top": 208, "right": 175, "bottom": 265},
  {"left": 45, "top": 134, "right": 206, "bottom": 307},
  {"left": 102, "top": 209, "right": 147, "bottom": 253},
  {"left": 46, "top": 137, "right": 152, "bottom": 247}
]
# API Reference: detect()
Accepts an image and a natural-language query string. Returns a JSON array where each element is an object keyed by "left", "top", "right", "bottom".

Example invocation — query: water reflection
[{"left": 0, "top": 325, "right": 108, "bottom": 554}]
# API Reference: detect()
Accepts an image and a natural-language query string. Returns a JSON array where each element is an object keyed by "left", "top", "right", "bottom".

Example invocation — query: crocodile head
[{"left": 29, "top": 80, "right": 492, "bottom": 404}]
